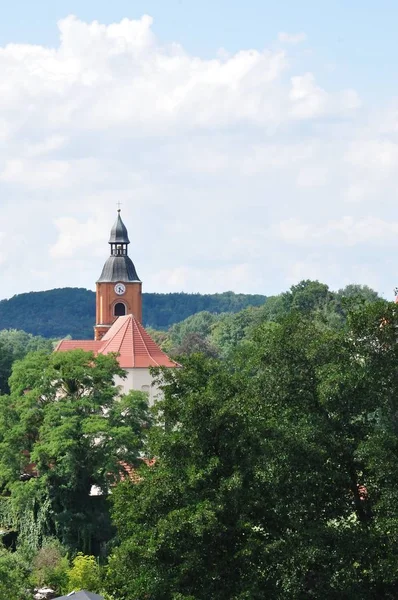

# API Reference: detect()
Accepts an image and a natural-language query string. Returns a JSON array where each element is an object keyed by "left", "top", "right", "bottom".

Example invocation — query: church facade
[{"left": 56, "top": 211, "right": 178, "bottom": 403}]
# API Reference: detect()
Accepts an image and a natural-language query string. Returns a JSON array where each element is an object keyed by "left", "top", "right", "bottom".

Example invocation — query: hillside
[{"left": 0, "top": 288, "right": 267, "bottom": 339}]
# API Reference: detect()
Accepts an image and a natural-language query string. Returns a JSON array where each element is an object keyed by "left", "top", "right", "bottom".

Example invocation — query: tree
[
  {"left": 284, "top": 279, "right": 332, "bottom": 313},
  {"left": 0, "top": 349, "right": 151, "bottom": 553},
  {"left": 172, "top": 332, "right": 219, "bottom": 358},
  {"left": 107, "top": 338, "right": 350, "bottom": 599},
  {"left": 210, "top": 307, "right": 261, "bottom": 357},
  {"left": 168, "top": 312, "right": 219, "bottom": 347},
  {"left": 107, "top": 302, "right": 398, "bottom": 599},
  {"left": 336, "top": 283, "right": 382, "bottom": 303},
  {"left": 0, "top": 329, "right": 53, "bottom": 357},
  {"left": 0, "top": 339, "right": 14, "bottom": 395},
  {"left": 0, "top": 329, "right": 53, "bottom": 395},
  {"left": 260, "top": 294, "right": 288, "bottom": 322},
  {"left": 67, "top": 553, "right": 101, "bottom": 594},
  {"left": 0, "top": 545, "right": 31, "bottom": 600},
  {"left": 30, "top": 538, "right": 69, "bottom": 594}
]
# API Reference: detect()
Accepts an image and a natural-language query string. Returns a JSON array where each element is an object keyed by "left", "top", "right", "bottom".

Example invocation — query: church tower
[{"left": 94, "top": 210, "right": 142, "bottom": 340}]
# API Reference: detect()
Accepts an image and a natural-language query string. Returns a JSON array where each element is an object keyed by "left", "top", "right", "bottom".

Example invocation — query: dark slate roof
[
  {"left": 54, "top": 591, "right": 104, "bottom": 600},
  {"left": 109, "top": 211, "right": 130, "bottom": 244},
  {"left": 97, "top": 255, "right": 141, "bottom": 282}
]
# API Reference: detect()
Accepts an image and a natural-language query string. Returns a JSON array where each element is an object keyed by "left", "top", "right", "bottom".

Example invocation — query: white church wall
[{"left": 115, "top": 368, "right": 162, "bottom": 406}]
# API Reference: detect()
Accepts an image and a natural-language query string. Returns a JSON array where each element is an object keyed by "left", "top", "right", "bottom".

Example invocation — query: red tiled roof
[
  {"left": 56, "top": 315, "right": 179, "bottom": 369},
  {"left": 55, "top": 340, "right": 103, "bottom": 352},
  {"left": 99, "top": 315, "right": 178, "bottom": 368},
  {"left": 119, "top": 457, "right": 156, "bottom": 483}
]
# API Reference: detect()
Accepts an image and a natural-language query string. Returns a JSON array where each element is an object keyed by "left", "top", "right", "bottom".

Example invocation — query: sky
[{"left": 1, "top": 0, "right": 398, "bottom": 299}]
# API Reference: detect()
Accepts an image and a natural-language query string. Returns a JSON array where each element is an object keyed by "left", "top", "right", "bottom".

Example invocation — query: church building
[{"left": 56, "top": 210, "right": 178, "bottom": 403}]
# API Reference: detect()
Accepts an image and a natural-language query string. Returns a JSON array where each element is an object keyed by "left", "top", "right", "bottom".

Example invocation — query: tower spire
[
  {"left": 95, "top": 212, "right": 142, "bottom": 340},
  {"left": 109, "top": 210, "right": 130, "bottom": 247}
]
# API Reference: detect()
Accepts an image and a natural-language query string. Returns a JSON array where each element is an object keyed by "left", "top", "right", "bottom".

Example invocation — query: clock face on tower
[{"left": 114, "top": 283, "right": 126, "bottom": 296}]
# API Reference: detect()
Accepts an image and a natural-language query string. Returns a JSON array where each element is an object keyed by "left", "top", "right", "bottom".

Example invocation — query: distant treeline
[
  {"left": 150, "top": 280, "right": 386, "bottom": 360},
  {"left": 0, "top": 288, "right": 267, "bottom": 339}
]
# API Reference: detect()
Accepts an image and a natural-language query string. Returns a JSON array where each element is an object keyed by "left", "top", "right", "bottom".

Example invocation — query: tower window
[
  {"left": 114, "top": 302, "right": 126, "bottom": 317},
  {"left": 111, "top": 244, "right": 127, "bottom": 256}
]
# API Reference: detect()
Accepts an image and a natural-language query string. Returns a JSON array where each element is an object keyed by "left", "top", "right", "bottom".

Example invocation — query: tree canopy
[
  {"left": 107, "top": 300, "right": 398, "bottom": 599},
  {"left": 0, "top": 279, "right": 394, "bottom": 599},
  {"left": 159, "top": 281, "right": 386, "bottom": 361},
  {"left": 0, "top": 349, "right": 150, "bottom": 553},
  {"left": 0, "top": 329, "right": 53, "bottom": 395}
]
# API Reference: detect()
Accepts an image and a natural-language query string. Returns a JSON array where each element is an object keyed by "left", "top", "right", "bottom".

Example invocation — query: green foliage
[
  {"left": 0, "top": 496, "right": 17, "bottom": 532},
  {"left": 0, "top": 329, "right": 53, "bottom": 395},
  {"left": 30, "top": 538, "right": 69, "bottom": 592},
  {"left": 171, "top": 332, "right": 219, "bottom": 358},
  {"left": 8, "top": 482, "right": 53, "bottom": 553},
  {"left": 0, "top": 546, "right": 31, "bottom": 600},
  {"left": 0, "top": 340, "right": 13, "bottom": 396},
  {"left": 287, "top": 279, "right": 332, "bottom": 312},
  {"left": 0, "top": 288, "right": 267, "bottom": 338},
  {"left": 336, "top": 283, "right": 381, "bottom": 303},
  {"left": 154, "top": 281, "right": 384, "bottom": 360},
  {"left": 209, "top": 306, "right": 262, "bottom": 357},
  {"left": 168, "top": 312, "right": 219, "bottom": 346},
  {"left": 0, "top": 349, "right": 151, "bottom": 553},
  {"left": 67, "top": 553, "right": 101, "bottom": 594},
  {"left": 0, "top": 278, "right": 391, "bottom": 598},
  {"left": 0, "top": 282, "right": 384, "bottom": 351},
  {"left": 0, "top": 329, "right": 53, "bottom": 357},
  {"left": 107, "top": 302, "right": 398, "bottom": 599},
  {"left": 167, "top": 311, "right": 220, "bottom": 357},
  {"left": 0, "top": 288, "right": 96, "bottom": 338},
  {"left": 143, "top": 291, "right": 267, "bottom": 329}
]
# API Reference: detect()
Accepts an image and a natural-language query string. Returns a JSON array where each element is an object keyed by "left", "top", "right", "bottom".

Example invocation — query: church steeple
[
  {"left": 97, "top": 211, "right": 140, "bottom": 283},
  {"left": 94, "top": 211, "right": 143, "bottom": 340}
]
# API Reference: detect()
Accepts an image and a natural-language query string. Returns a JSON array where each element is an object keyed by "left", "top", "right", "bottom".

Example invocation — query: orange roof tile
[
  {"left": 55, "top": 340, "right": 103, "bottom": 353},
  {"left": 119, "top": 458, "right": 156, "bottom": 483},
  {"left": 99, "top": 315, "right": 179, "bottom": 368},
  {"left": 55, "top": 315, "right": 179, "bottom": 369}
]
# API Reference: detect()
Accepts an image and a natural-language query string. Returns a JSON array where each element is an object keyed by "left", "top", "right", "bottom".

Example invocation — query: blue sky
[
  {"left": 2, "top": 0, "right": 398, "bottom": 97},
  {"left": 0, "top": 2, "right": 398, "bottom": 298}
]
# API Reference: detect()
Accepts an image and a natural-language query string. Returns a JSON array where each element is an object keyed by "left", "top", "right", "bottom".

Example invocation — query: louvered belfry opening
[{"left": 111, "top": 243, "right": 127, "bottom": 256}]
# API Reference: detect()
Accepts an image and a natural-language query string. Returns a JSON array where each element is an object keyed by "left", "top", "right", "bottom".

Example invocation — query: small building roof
[
  {"left": 56, "top": 314, "right": 179, "bottom": 369},
  {"left": 54, "top": 591, "right": 104, "bottom": 600}
]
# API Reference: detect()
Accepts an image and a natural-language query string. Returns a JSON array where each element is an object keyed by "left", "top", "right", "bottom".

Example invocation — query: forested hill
[{"left": 0, "top": 288, "right": 266, "bottom": 339}]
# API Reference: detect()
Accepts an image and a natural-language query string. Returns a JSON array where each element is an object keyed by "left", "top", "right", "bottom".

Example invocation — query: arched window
[{"left": 114, "top": 302, "right": 126, "bottom": 317}]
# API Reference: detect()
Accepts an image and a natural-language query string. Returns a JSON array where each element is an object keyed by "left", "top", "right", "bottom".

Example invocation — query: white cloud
[
  {"left": 285, "top": 258, "right": 383, "bottom": 293},
  {"left": 0, "top": 159, "right": 70, "bottom": 187},
  {"left": 278, "top": 32, "right": 307, "bottom": 44},
  {"left": 345, "top": 140, "right": 398, "bottom": 171},
  {"left": 296, "top": 166, "right": 329, "bottom": 187},
  {"left": 0, "top": 14, "right": 396, "bottom": 302},
  {"left": 289, "top": 73, "right": 360, "bottom": 119},
  {"left": 50, "top": 215, "right": 110, "bottom": 258},
  {"left": 148, "top": 263, "right": 262, "bottom": 294},
  {"left": 272, "top": 217, "right": 398, "bottom": 247}
]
